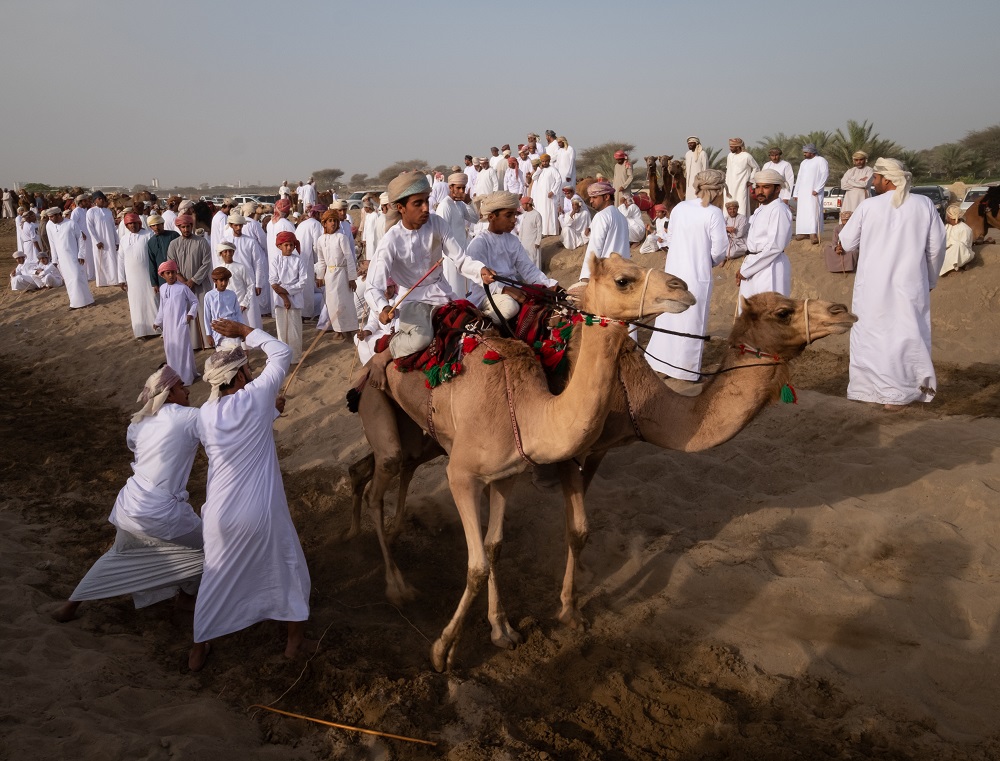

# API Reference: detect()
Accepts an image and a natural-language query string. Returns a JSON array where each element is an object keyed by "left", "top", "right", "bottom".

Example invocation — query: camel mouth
[{"left": 653, "top": 294, "right": 695, "bottom": 314}]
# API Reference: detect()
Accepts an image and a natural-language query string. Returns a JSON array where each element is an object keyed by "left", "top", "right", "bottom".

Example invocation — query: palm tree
[
  {"left": 897, "top": 150, "right": 930, "bottom": 181},
  {"left": 704, "top": 146, "right": 726, "bottom": 171},
  {"left": 828, "top": 120, "right": 900, "bottom": 176},
  {"left": 934, "top": 144, "right": 986, "bottom": 181}
]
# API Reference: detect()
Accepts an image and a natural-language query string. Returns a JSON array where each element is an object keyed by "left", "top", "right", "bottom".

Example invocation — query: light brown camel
[
  {"left": 357, "top": 254, "right": 695, "bottom": 670},
  {"left": 575, "top": 176, "right": 597, "bottom": 200},
  {"left": 351, "top": 294, "right": 857, "bottom": 631},
  {"left": 963, "top": 185, "right": 1000, "bottom": 243},
  {"left": 644, "top": 156, "right": 663, "bottom": 205},
  {"left": 660, "top": 155, "right": 685, "bottom": 212}
]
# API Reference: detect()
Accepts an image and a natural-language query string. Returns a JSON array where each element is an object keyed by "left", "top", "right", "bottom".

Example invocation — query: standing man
[
  {"left": 46, "top": 207, "right": 94, "bottom": 309},
  {"left": 162, "top": 197, "right": 179, "bottom": 232},
  {"left": 761, "top": 147, "right": 795, "bottom": 203},
  {"left": 473, "top": 157, "right": 499, "bottom": 202},
  {"left": 117, "top": 212, "right": 158, "bottom": 339},
  {"left": 278, "top": 180, "right": 291, "bottom": 202},
  {"left": 792, "top": 143, "right": 829, "bottom": 244},
  {"left": 529, "top": 153, "right": 562, "bottom": 236},
  {"left": 70, "top": 194, "right": 94, "bottom": 281},
  {"left": 612, "top": 150, "right": 633, "bottom": 207},
  {"left": 840, "top": 150, "right": 873, "bottom": 213},
  {"left": 86, "top": 191, "right": 119, "bottom": 286},
  {"left": 724, "top": 138, "right": 760, "bottom": 216},
  {"left": 555, "top": 135, "right": 576, "bottom": 189},
  {"left": 191, "top": 321, "right": 314, "bottom": 671},
  {"left": 299, "top": 177, "right": 317, "bottom": 213},
  {"left": 210, "top": 198, "right": 236, "bottom": 266},
  {"left": 738, "top": 169, "right": 793, "bottom": 304},
  {"left": 837, "top": 158, "right": 946, "bottom": 411},
  {"left": 517, "top": 196, "right": 543, "bottom": 269},
  {"left": 2, "top": 188, "right": 13, "bottom": 219},
  {"left": 167, "top": 213, "right": 214, "bottom": 348},
  {"left": 435, "top": 172, "right": 479, "bottom": 296},
  {"left": 579, "top": 181, "right": 630, "bottom": 282},
  {"left": 146, "top": 215, "right": 180, "bottom": 291},
  {"left": 683, "top": 137, "right": 707, "bottom": 200},
  {"left": 297, "top": 203, "right": 324, "bottom": 321},
  {"left": 463, "top": 155, "right": 478, "bottom": 189}
]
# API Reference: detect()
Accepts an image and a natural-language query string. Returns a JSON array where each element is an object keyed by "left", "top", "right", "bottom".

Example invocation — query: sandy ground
[{"left": 2, "top": 217, "right": 999, "bottom": 760}]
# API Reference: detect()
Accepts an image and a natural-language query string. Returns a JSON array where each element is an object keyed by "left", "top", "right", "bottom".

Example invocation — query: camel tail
[{"left": 346, "top": 373, "right": 369, "bottom": 413}]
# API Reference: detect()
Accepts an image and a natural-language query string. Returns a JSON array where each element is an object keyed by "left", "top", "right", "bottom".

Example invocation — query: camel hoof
[
  {"left": 386, "top": 578, "right": 417, "bottom": 606},
  {"left": 430, "top": 638, "right": 450, "bottom": 672},
  {"left": 557, "top": 606, "right": 588, "bottom": 630},
  {"left": 343, "top": 523, "right": 361, "bottom": 541},
  {"left": 491, "top": 628, "right": 523, "bottom": 651}
]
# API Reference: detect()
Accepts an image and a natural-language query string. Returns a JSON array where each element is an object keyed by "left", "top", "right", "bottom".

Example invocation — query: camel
[
  {"left": 575, "top": 175, "right": 597, "bottom": 202},
  {"left": 644, "top": 156, "right": 663, "bottom": 206},
  {"left": 963, "top": 185, "right": 1000, "bottom": 243},
  {"left": 357, "top": 254, "right": 695, "bottom": 670},
  {"left": 351, "top": 294, "right": 857, "bottom": 631},
  {"left": 660, "top": 154, "right": 686, "bottom": 212}
]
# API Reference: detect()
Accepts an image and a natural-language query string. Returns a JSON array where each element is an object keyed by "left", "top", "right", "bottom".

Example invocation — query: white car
[{"left": 959, "top": 186, "right": 989, "bottom": 213}]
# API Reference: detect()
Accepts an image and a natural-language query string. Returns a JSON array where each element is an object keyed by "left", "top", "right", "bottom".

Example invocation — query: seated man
[
  {"left": 618, "top": 193, "right": 646, "bottom": 244},
  {"left": 723, "top": 200, "right": 748, "bottom": 260},
  {"left": 366, "top": 171, "right": 496, "bottom": 389},
  {"left": 54, "top": 366, "right": 204, "bottom": 622},
  {"left": 940, "top": 203, "right": 975, "bottom": 276},
  {"left": 30, "top": 251, "right": 63, "bottom": 289},
  {"left": 466, "top": 191, "right": 558, "bottom": 323},
  {"left": 10, "top": 252, "right": 38, "bottom": 292},
  {"left": 640, "top": 204, "right": 669, "bottom": 253}
]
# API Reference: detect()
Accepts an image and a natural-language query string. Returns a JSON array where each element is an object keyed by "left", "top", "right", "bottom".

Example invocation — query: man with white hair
[
  {"left": 683, "top": 137, "right": 707, "bottom": 200},
  {"left": 54, "top": 365, "right": 204, "bottom": 625},
  {"left": 723, "top": 200, "right": 749, "bottom": 260},
  {"left": 190, "top": 320, "right": 314, "bottom": 671},
  {"left": 940, "top": 204, "right": 975, "bottom": 276},
  {"left": 86, "top": 191, "right": 119, "bottom": 286},
  {"left": 579, "top": 180, "right": 630, "bottom": 282},
  {"left": 645, "top": 170, "right": 727, "bottom": 386},
  {"left": 737, "top": 169, "right": 793, "bottom": 304},
  {"left": 792, "top": 143, "right": 829, "bottom": 243},
  {"left": 761, "top": 148, "right": 795, "bottom": 203},
  {"left": 466, "top": 191, "right": 558, "bottom": 323},
  {"left": 837, "top": 158, "right": 946, "bottom": 410},
  {"left": 46, "top": 207, "right": 94, "bottom": 309},
  {"left": 840, "top": 151, "right": 873, "bottom": 213},
  {"left": 366, "top": 172, "right": 495, "bottom": 389},
  {"left": 724, "top": 138, "right": 760, "bottom": 216},
  {"left": 435, "top": 172, "right": 479, "bottom": 296}
]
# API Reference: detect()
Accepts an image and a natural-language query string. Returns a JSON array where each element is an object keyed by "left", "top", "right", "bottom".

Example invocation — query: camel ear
[
  {"left": 607, "top": 252, "right": 625, "bottom": 265},
  {"left": 586, "top": 252, "right": 602, "bottom": 277},
  {"left": 739, "top": 295, "right": 751, "bottom": 315}
]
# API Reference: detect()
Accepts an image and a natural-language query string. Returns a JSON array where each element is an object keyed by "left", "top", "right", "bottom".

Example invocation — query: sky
[{"left": 3, "top": 0, "right": 997, "bottom": 190}]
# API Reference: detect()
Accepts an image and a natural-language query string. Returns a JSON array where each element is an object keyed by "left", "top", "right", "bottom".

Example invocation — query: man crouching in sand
[{"left": 366, "top": 170, "right": 496, "bottom": 389}]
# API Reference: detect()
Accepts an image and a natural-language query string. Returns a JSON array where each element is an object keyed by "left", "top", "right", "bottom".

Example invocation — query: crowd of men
[{"left": 22, "top": 130, "right": 959, "bottom": 669}]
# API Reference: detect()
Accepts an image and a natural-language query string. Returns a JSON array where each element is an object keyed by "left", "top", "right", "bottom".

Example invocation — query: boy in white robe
[
  {"left": 315, "top": 210, "right": 359, "bottom": 341},
  {"left": 203, "top": 267, "right": 245, "bottom": 347},
  {"left": 618, "top": 195, "right": 646, "bottom": 243},
  {"left": 738, "top": 170, "right": 793, "bottom": 306},
  {"left": 31, "top": 252, "right": 62, "bottom": 289},
  {"left": 517, "top": 196, "right": 543, "bottom": 269},
  {"left": 190, "top": 322, "right": 313, "bottom": 671},
  {"left": 118, "top": 212, "right": 159, "bottom": 339},
  {"left": 154, "top": 261, "right": 199, "bottom": 385},
  {"left": 217, "top": 242, "right": 260, "bottom": 331},
  {"left": 10, "top": 253, "right": 37, "bottom": 291},
  {"left": 640, "top": 204, "right": 670, "bottom": 253},
  {"left": 269, "top": 231, "right": 310, "bottom": 362},
  {"left": 940, "top": 204, "right": 975, "bottom": 276},
  {"left": 54, "top": 366, "right": 203, "bottom": 623},
  {"left": 435, "top": 173, "right": 479, "bottom": 297}
]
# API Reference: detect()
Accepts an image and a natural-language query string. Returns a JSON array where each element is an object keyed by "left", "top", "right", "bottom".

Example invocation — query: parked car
[
  {"left": 909, "top": 185, "right": 949, "bottom": 219},
  {"left": 823, "top": 187, "right": 845, "bottom": 219},
  {"left": 346, "top": 190, "right": 383, "bottom": 210},
  {"left": 959, "top": 186, "right": 990, "bottom": 213}
]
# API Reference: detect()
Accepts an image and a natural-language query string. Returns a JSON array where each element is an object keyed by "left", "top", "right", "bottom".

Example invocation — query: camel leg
[
  {"left": 556, "top": 459, "right": 590, "bottom": 629},
  {"left": 581, "top": 449, "right": 609, "bottom": 493},
  {"left": 431, "top": 467, "right": 489, "bottom": 673},
  {"left": 484, "top": 477, "right": 523, "bottom": 651},
  {"left": 346, "top": 453, "right": 375, "bottom": 539}
]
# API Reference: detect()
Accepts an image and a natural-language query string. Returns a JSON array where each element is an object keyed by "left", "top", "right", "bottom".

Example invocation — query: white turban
[
  {"left": 946, "top": 204, "right": 963, "bottom": 222},
  {"left": 203, "top": 339, "right": 248, "bottom": 401},
  {"left": 872, "top": 157, "right": 912, "bottom": 208},
  {"left": 752, "top": 168, "right": 787, "bottom": 190},
  {"left": 227, "top": 212, "right": 247, "bottom": 225},
  {"left": 132, "top": 365, "right": 182, "bottom": 423},
  {"left": 447, "top": 172, "right": 468, "bottom": 186},
  {"left": 241, "top": 201, "right": 258, "bottom": 215},
  {"left": 378, "top": 192, "right": 389, "bottom": 205}
]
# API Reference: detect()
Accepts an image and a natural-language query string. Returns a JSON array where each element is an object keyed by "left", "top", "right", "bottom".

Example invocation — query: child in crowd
[
  {"left": 153, "top": 260, "right": 199, "bottom": 384},
  {"left": 203, "top": 266, "right": 244, "bottom": 348},
  {"left": 270, "top": 231, "right": 309, "bottom": 362},
  {"left": 217, "top": 242, "right": 260, "bottom": 330}
]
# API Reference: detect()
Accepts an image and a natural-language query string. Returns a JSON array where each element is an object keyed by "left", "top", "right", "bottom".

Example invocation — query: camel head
[
  {"left": 733, "top": 293, "right": 857, "bottom": 360},
  {"left": 658, "top": 155, "right": 673, "bottom": 168},
  {"left": 644, "top": 156, "right": 658, "bottom": 171},
  {"left": 581, "top": 253, "right": 694, "bottom": 321},
  {"left": 667, "top": 159, "right": 685, "bottom": 177}
]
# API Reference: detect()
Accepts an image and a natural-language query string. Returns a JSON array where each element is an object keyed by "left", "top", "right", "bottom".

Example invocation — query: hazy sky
[{"left": 3, "top": 0, "right": 997, "bottom": 189}]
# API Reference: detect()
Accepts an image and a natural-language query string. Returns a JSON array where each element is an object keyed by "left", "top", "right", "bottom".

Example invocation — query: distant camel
[
  {"left": 644, "top": 156, "right": 663, "bottom": 205},
  {"left": 660, "top": 155, "right": 685, "bottom": 213}
]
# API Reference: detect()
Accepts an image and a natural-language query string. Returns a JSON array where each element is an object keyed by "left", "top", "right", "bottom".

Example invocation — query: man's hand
[
  {"left": 726, "top": 226, "right": 735, "bottom": 234},
  {"left": 501, "top": 286, "right": 527, "bottom": 304},
  {"left": 378, "top": 305, "right": 394, "bottom": 325},
  {"left": 281, "top": 296, "right": 292, "bottom": 310},
  {"left": 186, "top": 315, "right": 194, "bottom": 323},
  {"left": 481, "top": 267, "right": 497, "bottom": 285},
  {"left": 119, "top": 283, "right": 127, "bottom": 291},
  {"left": 812, "top": 190, "right": 819, "bottom": 196},
  {"left": 316, "top": 278, "right": 324, "bottom": 288},
  {"left": 275, "top": 395, "right": 286, "bottom": 414},
  {"left": 212, "top": 318, "right": 253, "bottom": 339},
  {"left": 348, "top": 279, "right": 356, "bottom": 292},
  {"left": 97, "top": 242, "right": 104, "bottom": 250},
  {"left": 186, "top": 277, "right": 195, "bottom": 288},
  {"left": 736, "top": 272, "right": 747, "bottom": 283},
  {"left": 255, "top": 287, "right": 262, "bottom": 296}
]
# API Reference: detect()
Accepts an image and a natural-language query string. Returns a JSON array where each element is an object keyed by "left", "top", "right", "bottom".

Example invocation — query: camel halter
[
  {"left": 637, "top": 267, "right": 652, "bottom": 322},
  {"left": 804, "top": 297, "right": 812, "bottom": 345}
]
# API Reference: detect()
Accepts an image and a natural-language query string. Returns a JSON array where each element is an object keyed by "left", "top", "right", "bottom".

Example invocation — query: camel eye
[
  {"left": 614, "top": 277, "right": 631, "bottom": 288},
  {"left": 775, "top": 309, "right": 793, "bottom": 320}
]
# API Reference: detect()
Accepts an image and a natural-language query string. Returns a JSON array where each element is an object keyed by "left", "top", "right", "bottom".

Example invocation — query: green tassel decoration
[{"left": 780, "top": 384, "right": 797, "bottom": 404}]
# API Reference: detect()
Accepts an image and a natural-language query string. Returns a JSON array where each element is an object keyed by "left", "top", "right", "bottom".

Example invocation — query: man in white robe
[
  {"left": 366, "top": 172, "right": 495, "bottom": 388},
  {"left": 18, "top": 210, "right": 42, "bottom": 265},
  {"left": 517, "top": 196, "right": 543, "bottom": 269},
  {"left": 837, "top": 158, "right": 946, "bottom": 409},
  {"left": 168, "top": 214, "right": 214, "bottom": 346},
  {"left": 724, "top": 137, "right": 760, "bottom": 216},
  {"left": 9, "top": 253, "right": 37, "bottom": 292},
  {"left": 473, "top": 158, "right": 499, "bottom": 201},
  {"left": 299, "top": 178, "right": 317, "bottom": 212},
  {"left": 530, "top": 153, "right": 562, "bottom": 236},
  {"left": 428, "top": 172, "right": 448, "bottom": 212},
  {"left": 467, "top": 191, "right": 558, "bottom": 322},
  {"left": 226, "top": 214, "right": 267, "bottom": 325},
  {"left": 840, "top": 151, "right": 873, "bottom": 213},
  {"left": 940, "top": 203, "right": 975, "bottom": 276},
  {"left": 738, "top": 170, "right": 793, "bottom": 305},
  {"left": 46, "top": 207, "right": 94, "bottom": 309},
  {"left": 618, "top": 194, "right": 646, "bottom": 243},
  {"left": 264, "top": 199, "right": 297, "bottom": 315},
  {"left": 555, "top": 136, "right": 577, "bottom": 189},
  {"left": 210, "top": 198, "right": 236, "bottom": 267},
  {"left": 86, "top": 191, "right": 119, "bottom": 286},
  {"left": 70, "top": 194, "right": 95, "bottom": 280},
  {"left": 612, "top": 150, "right": 634, "bottom": 207},
  {"left": 762, "top": 148, "right": 795, "bottom": 203},
  {"left": 154, "top": 261, "right": 199, "bottom": 386},
  {"left": 435, "top": 172, "right": 479, "bottom": 296},
  {"left": 296, "top": 204, "right": 324, "bottom": 320},
  {"left": 792, "top": 143, "right": 829, "bottom": 243},
  {"left": 560, "top": 198, "right": 590, "bottom": 250},
  {"left": 645, "top": 170, "right": 727, "bottom": 384},
  {"left": 30, "top": 252, "right": 62, "bottom": 289},
  {"left": 190, "top": 322, "right": 313, "bottom": 671},
  {"left": 579, "top": 181, "right": 630, "bottom": 281},
  {"left": 54, "top": 366, "right": 204, "bottom": 624},
  {"left": 117, "top": 213, "right": 159, "bottom": 338},
  {"left": 684, "top": 137, "right": 708, "bottom": 200},
  {"left": 723, "top": 201, "right": 750, "bottom": 260},
  {"left": 503, "top": 158, "right": 526, "bottom": 197},
  {"left": 162, "top": 198, "right": 179, "bottom": 232},
  {"left": 463, "top": 155, "right": 478, "bottom": 189},
  {"left": 543, "top": 130, "right": 562, "bottom": 169}
]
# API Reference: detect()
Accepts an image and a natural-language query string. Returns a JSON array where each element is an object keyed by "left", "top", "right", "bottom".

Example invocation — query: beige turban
[
  {"left": 74, "top": 193, "right": 88, "bottom": 203},
  {"left": 752, "top": 168, "right": 787, "bottom": 189},
  {"left": 241, "top": 201, "right": 258, "bottom": 215},
  {"left": 147, "top": 214, "right": 164, "bottom": 226},
  {"left": 478, "top": 191, "right": 521, "bottom": 216},
  {"left": 693, "top": 169, "right": 726, "bottom": 207},
  {"left": 387, "top": 171, "right": 431, "bottom": 204},
  {"left": 946, "top": 203, "right": 963, "bottom": 222},
  {"left": 329, "top": 200, "right": 347, "bottom": 211},
  {"left": 852, "top": 151, "right": 868, "bottom": 161},
  {"left": 378, "top": 192, "right": 389, "bottom": 205},
  {"left": 448, "top": 172, "right": 468, "bottom": 186},
  {"left": 728, "top": 137, "right": 744, "bottom": 148},
  {"left": 178, "top": 199, "right": 195, "bottom": 212},
  {"left": 132, "top": 365, "right": 182, "bottom": 424},
  {"left": 216, "top": 241, "right": 236, "bottom": 253},
  {"left": 227, "top": 212, "right": 247, "bottom": 225},
  {"left": 44, "top": 207, "right": 63, "bottom": 217},
  {"left": 203, "top": 339, "right": 249, "bottom": 401},
  {"left": 872, "top": 157, "right": 912, "bottom": 208}
]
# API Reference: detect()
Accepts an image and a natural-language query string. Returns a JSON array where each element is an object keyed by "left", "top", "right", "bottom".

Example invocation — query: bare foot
[
  {"left": 368, "top": 351, "right": 391, "bottom": 391},
  {"left": 284, "top": 621, "right": 319, "bottom": 659},
  {"left": 52, "top": 601, "right": 81, "bottom": 623},
  {"left": 883, "top": 403, "right": 909, "bottom": 412},
  {"left": 188, "top": 642, "right": 211, "bottom": 672}
]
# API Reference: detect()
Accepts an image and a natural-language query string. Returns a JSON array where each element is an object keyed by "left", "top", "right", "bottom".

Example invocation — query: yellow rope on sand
[
  {"left": 247, "top": 704, "right": 437, "bottom": 747},
  {"left": 281, "top": 327, "right": 327, "bottom": 396}
]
